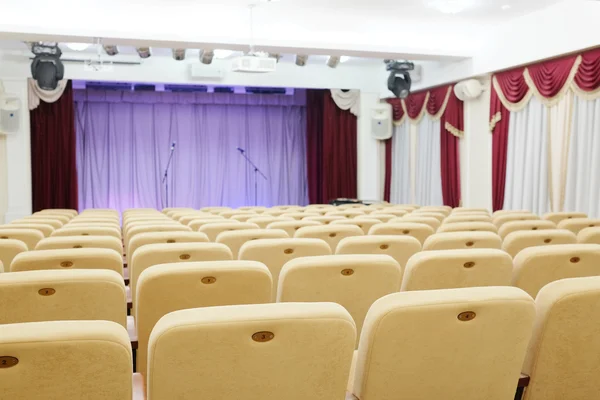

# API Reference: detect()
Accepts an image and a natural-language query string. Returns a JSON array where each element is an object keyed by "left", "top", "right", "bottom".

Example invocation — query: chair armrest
[
  {"left": 133, "top": 373, "right": 145, "bottom": 400},
  {"left": 128, "top": 315, "right": 138, "bottom": 350}
]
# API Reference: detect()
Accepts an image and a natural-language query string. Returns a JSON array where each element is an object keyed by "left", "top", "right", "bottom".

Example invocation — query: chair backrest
[
  {"left": 364, "top": 214, "right": 398, "bottom": 223},
  {"left": 0, "top": 320, "right": 132, "bottom": 400},
  {"left": 522, "top": 277, "right": 600, "bottom": 400},
  {"left": 369, "top": 222, "right": 434, "bottom": 244},
  {"left": 281, "top": 212, "right": 320, "bottom": 220},
  {"left": 278, "top": 254, "right": 402, "bottom": 342},
  {"left": 512, "top": 244, "right": 600, "bottom": 298},
  {"left": 239, "top": 238, "right": 332, "bottom": 300},
  {"left": 127, "top": 231, "right": 209, "bottom": 266},
  {"left": 126, "top": 224, "right": 190, "bottom": 253},
  {"left": 493, "top": 213, "right": 539, "bottom": 228},
  {"left": 52, "top": 226, "right": 121, "bottom": 240},
  {"left": 502, "top": 229, "right": 577, "bottom": 258},
  {"left": 198, "top": 222, "right": 260, "bottom": 241},
  {"left": 326, "top": 210, "right": 365, "bottom": 219},
  {"left": 330, "top": 218, "right": 382, "bottom": 234},
  {"left": 349, "top": 287, "right": 535, "bottom": 400},
  {"left": 31, "top": 213, "right": 71, "bottom": 224},
  {"left": 294, "top": 224, "right": 363, "bottom": 251},
  {"left": 443, "top": 215, "right": 493, "bottom": 224},
  {"left": 130, "top": 242, "right": 233, "bottom": 310},
  {"left": 416, "top": 205, "right": 451, "bottom": 214},
  {"left": 423, "top": 231, "right": 502, "bottom": 251},
  {"left": 336, "top": 235, "right": 421, "bottom": 267},
  {"left": 147, "top": 303, "right": 355, "bottom": 400},
  {"left": 302, "top": 215, "right": 346, "bottom": 224},
  {"left": 0, "top": 269, "right": 127, "bottom": 327},
  {"left": 492, "top": 209, "right": 531, "bottom": 217},
  {"left": 230, "top": 214, "right": 262, "bottom": 222},
  {"left": 394, "top": 216, "right": 441, "bottom": 231},
  {"left": 136, "top": 260, "right": 272, "bottom": 375},
  {"left": 35, "top": 235, "right": 123, "bottom": 254},
  {"left": 542, "top": 212, "right": 587, "bottom": 225},
  {"left": 218, "top": 210, "right": 256, "bottom": 218},
  {"left": 200, "top": 206, "right": 231, "bottom": 214},
  {"left": 188, "top": 218, "right": 236, "bottom": 231},
  {"left": 246, "top": 216, "right": 293, "bottom": 229},
  {"left": 371, "top": 209, "right": 408, "bottom": 218},
  {"left": 180, "top": 214, "right": 224, "bottom": 225},
  {"left": 2, "top": 223, "right": 54, "bottom": 237},
  {"left": 124, "top": 221, "right": 185, "bottom": 240},
  {"left": 577, "top": 226, "right": 600, "bottom": 244},
  {"left": 10, "top": 248, "right": 124, "bottom": 275},
  {"left": 437, "top": 222, "right": 498, "bottom": 234},
  {"left": 408, "top": 211, "right": 446, "bottom": 222},
  {"left": 14, "top": 218, "right": 63, "bottom": 229},
  {"left": 498, "top": 219, "right": 556, "bottom": 239},
  {"left": 451, "top": 208, "right": 490, "bottom": 215},
  {"left": 401, "top": 249, "right": 513, "bottom": 291},
  {"left": 0, "top": 228, "right": 44, "bottom": 250},
  {"left": 557, "top": 218, "right": 600, "bottom": 234},
  {"left": 37, "top": 208, "right": 78, "bottom": 217},
  {"left": 238, "top": 206, "right": 268, "bottom": 213},
  {"left": 266, "top": 220, "right": 322, "bottom": 236},
  {"left": 68, "top": 218, "right": 121, "bottom": 227},
  {"left": 0, "top": 239, "right": 28, "bottom": 271},
  {"left": 216, "top": 229, "right": 289, "bottom": 259}
]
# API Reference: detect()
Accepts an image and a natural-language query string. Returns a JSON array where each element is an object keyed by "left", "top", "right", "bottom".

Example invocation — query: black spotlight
[
  {"left": 30, "top": 43, "right": 64, "bottom": 91},
  {"left": 386, "top": 60, "right": 414, "bottom": 99}
]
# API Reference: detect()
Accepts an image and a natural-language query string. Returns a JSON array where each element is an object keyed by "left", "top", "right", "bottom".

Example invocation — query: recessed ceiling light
[
  {"left": 427, "top": 0, "right": 475, "bottom": 14},
  {"left": 65, "top": 43, "right": 91, "bottom": 51},
  {"left": 501, "top": 4, "right": 511, "bottom": 10},
  {"left": 214, "top": 49, "right": 234, "bottom": 59},
  {"left": 340, "top": 56, "right": 350, "bottom": 63}
]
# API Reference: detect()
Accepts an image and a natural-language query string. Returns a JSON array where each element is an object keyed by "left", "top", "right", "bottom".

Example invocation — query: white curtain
[
  {"left": 564, "top": 96, "right": 600, "bottom": 217},
  {"left": 390, "top": 120, "right": 411, "bottom": 203},
  {"left": 504, "top": 96, "right": 550, "bottom": 214},
  {"left": 415, "top": 117, "right": 443, "bottom": 206}
]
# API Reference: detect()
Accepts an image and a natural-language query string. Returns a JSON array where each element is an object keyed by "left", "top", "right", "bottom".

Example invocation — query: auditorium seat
[
  {"left": 557, "top": 217, "right": 600, "bottom": 234},
  {"left": 498, "top": 220, "right": 556, "bottom": 239},
  {"left": 162, "top": 207, "right": 195, "bottom": 215},
  {"left": 303, "top": 215, "right": 348, "bottom": 224},
  {"left": 451, "top": 207, "right": 490, "bottom": 215},
  {"left": 135, "top": 260, "right": 272, "bottom": 375},
  {"left": 179, "top": 214, "right": 222, "bottom": 225},
  {"left": 266, "top": 220, "right": 322, "bottom": 236},
  {"left": 364, "top": 213, "right": 397, "bottom": 223},
  {"left": 443, "top": 214, "right": 493, "bottom": 224},
  {"left": 502, "top": 230, "right": 578, "bottom": 258},
  {"left": 326, "top": 210, "right": 366, "bottom": 219},
  {"left": 218, "top": 210, "right": 257, "bottom": 219},
  {"left": 330, "top": 218, "right": 382, "bottom": 234},
  {"left": 415, "top": 206, "right": 451, "bottom": 215},
  {"left": 247, "top": 216, "right": 294, "bottom": 228},
  {"left": 336, "top": 235, "right": 421, "bottom": 267},
  {"left": 37, "top": 208, "right": 78, "bottom": 218},
  {"left": 238, "top": 206, "right": 268, "bottom": 213},
  {"left": 280, "top": 212, "right": 319, "bottom": 220},
  {"left": 16, "top": 217, "right": 64, "bottom": 229},
  {"left": 80, "top": 208, "right": 119, "bottom": 217},
  {"left": 423, "top": 231, "right": 503, "bottom": 251},
  {"left": 294, "top": 224, "right": 363, "bottom": 251},
  {"left": 129, "top": 242, "right": 233, "bottom": 311},
  {"left": 347, "top": 287, "right": 535, "bottom": 400},
  {"left": 492, "top": 209, "right": 531, "bottom": 217},
  {"left": 401, "top": 249, "right": 513, "bottom": 291},
  {"left": 512, "top": 244, "right": 600, "bottom": 297},
  {"left": 542, "top": 211, "right": 587, "bottom": 225},
  {"left": 3, "top": 222, "right": 54, "bottom": 237},
  {"left": 262, "top": 209, "right": 290, "bottom": 217},
  {"left": 216, "top": 229, "right": 289, "bottom": 258},
  {"left": 437, "top": 222, "right": 499, "bottom": 234},
  {"left": 188, "top": 218, "right": 240, "bottom": 231},
  {"left": 521, "top": 277, "right": 600, "bottom": 400},
  {"left": 30, "top": 213, "right": 71, "bottom": 224},
  {"left": 387, "top": 204, "right": 420, "bottom": 211},
  {"left": 394, "top": 216, "right": 441, "bottom": 231},
  {"left": 36, "top": 235, "right": 123, "bottom": 255},
  {"left": 200, "top": 206, "right": 232, "bottom": 214},
  {"left": 52, "top": 226, "right": 121, "bottom": 240},
  {"left": 198, "top": 221, "right": 260, "bottom": 241},
  {"left": 278, "top": 254, "right": 402, "bottom": 343},
  {"left": 369, "top": 222, "right": 434, "bottom": 244},
  {"left": 493, "top": 213, "right": 540, "bottom": 228},
  {"left": 124, "top": 220, "right": 183, "bottom": 236},
  {"left": 0, "top": 239, "right": 27, "bottom": 272},
  {"left": 371, "top": 209, "right": 408, "bottom": 218},
  {"left": 10, "top": 248, "right": 124, "bottom": 275},
  {"left": 126, "top": 225, "right": 191, "bottom": 253},
  {"left": 127, "top": 231, "right": 210, "bottom": 266},
  {"left": 230, "top": 214, "right": 263, "bottom": 222},
  {"left": 0, "top": 269, "right": 127, "bottom": 327},
  {"left": 239, "top": 238, "right": 332, "bottom": 300},
  {"left": 69, "top": 217, "right": 121, "bottom": 226},
  {"left": 146, "top": 303, "right": 355, "bottom": 400},
  {"left": 0, "top": 320, "right": 132, "bottom": 400},
  {"left": 408, "top": 211, "right": 446, "bottom": 222},
  {"left": 0, "top": 228, "right": 44, "bottom": 250},
  {"left": 577, "top": 227, "right": 600, "bottom": 244},
  {"left": 271, "top": 205, "right": 303, "bottom": 211}
]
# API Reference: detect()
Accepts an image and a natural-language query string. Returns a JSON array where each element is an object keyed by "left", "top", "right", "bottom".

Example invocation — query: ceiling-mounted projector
[{"left": 231, "top": 54, "right": 277, "bottom": 73}]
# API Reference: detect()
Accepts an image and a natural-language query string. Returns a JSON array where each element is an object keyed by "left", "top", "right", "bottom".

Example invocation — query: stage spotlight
[
  {"left": 327, "top": 56, "right": 341, "bottom": 68},
  {"left": 200, "top": 49, "right": 214, "bottom": 65},
  {"left": 136, "top": 47, "right": 152, "bottom": 59},
  {"left": 103, "top": 45, "right": 119, "bottom": 56},
  {"left": 172, "top": 48, "right": 186, "bottom": 61},
  {"left": 295, "top": 54, "right": 308, "bottom": 67},
  {"left": 30, "top": 42, "right": 64, "bottom": 91},
  {"left": 385, "top": 60, "right": 415, "bottom": 99}
]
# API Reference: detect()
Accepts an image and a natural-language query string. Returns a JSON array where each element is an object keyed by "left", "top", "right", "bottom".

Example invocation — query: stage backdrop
[{"left": 75, "top": 89, "right": 308, "bottom": 212}]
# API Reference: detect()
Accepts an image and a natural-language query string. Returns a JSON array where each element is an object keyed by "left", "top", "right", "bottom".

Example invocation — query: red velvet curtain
[
  {"left": 30, "top": 81, "right": 78, "bottom": 212},
  {"left": 440, "top": 89, "right": 463, "bottom": 208},
  {"left": 527, "top": 55, "right": 578, "bottom": 97},
  {"left": 306, "top": 89, "right": 357, "bottom": 204},
  {"left": 575, "top": 48, "right": 600, "bottom": 90}
]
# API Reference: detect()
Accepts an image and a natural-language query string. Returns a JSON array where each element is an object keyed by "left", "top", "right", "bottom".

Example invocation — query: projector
[{"left": 231, "top": 55, "right": 277, "bottom": 73}]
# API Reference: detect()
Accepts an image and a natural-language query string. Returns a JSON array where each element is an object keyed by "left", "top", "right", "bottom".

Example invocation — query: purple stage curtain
[{"left": 75, "top": 89, "right": 308, "bottom": 212}]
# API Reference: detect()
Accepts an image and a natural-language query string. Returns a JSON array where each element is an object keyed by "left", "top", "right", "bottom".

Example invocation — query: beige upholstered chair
[
  {"left": 278, "top": 254, "right": 402, "bottom": 342},
  {"left": 303, "top": 215, "right": 346, "bottom": 224},
  {"left": 281, "top": 212, "right": 320, "bottom": 220},
  {"left": 37, "top": 208, "right": 78, "bottom": 218},
  {"left": 557, "top": 218, "right": 600, "bottom": 235},
  {"left": 498, "top": 220, "right": 556, "bottom": 239},
  {"left": 266, "top": 220, "right": 322, "bottom": 237},
  {"left": 52, "top": 226, "right": 121, "bottom": 240},
  {"left": 0, "top": 228, "right": 44, "bottom": 250},
  {"left": 180, "top": 214, "right": 223, "bottom": 225},
  {"left": 0, "top": 269, "right": 127, "bottom": 327},
  {"left": 0, "top": 239, "right": 28, "bottom": 271},
  {"left": 218, "top": 210, "right": 257, "bottom": 219},
  {"left": 577, "top": 227, "right": 600, "bottom": 244},
  {"left": 330, "top": 218, "right": 382, "bottom": 235},
  {"left": 502, "top": 230, "right": 577, "bottom": 258},
  {"left": 129, "top": 242, "right": 232, "bottom": 311},
  {"left": 437, "top": 222, "right": 498, "bottom": 234},
  {"left": 238, "top": 206, "right": 268, "bottom": 213},
  {"left": 365, "top": 214, "right": 398, "bottom": 223},
  {"left": 230, "top": 214, "right": 263, "bottom": 222},
  {"left": 198, "top": 222, "right": 260, "bottom": 241},
  {"left": 161, "top": 207, "right": 194, "bottom": 215},
  {"left": 10, "top": 248, "right": 124, "bottom": 275},
  {"left": 188, "top": 218, "right": 238, "bottom": 231},
  {"left": 36, "top": 235, "right": 123, "bottom": 254},
  {"left": 443, "top": 215, "right": 492, "bottom": 224},
  {"left": 542, "top": 211, "right": 587, "bottom": 225},
  {"left": 336, "top": 235, "right": 421, "bottom": 267},
  {"left": 401, "top": 249, "right": 513, "bottom": 291},
  {"left": 492, "top": 209, "right": 531, "bottom": 217},
  {"left": 408, "top": 211, "right": 446, "bottom": 222},
  {"left": 123, "top": 216, "right": 172, "bottom": 227},
  {"left": 127, "top": 231, "right": 209, "bottom": 266},
  {"left": 348, "top": 287, "right": 535, "bottom": 400},
  {"left": 135, "top": 260, "right": 272, "bottom": 375},
  {"left": 0, "top": 320, "right": 132, "bottom": 400},
  {"left": 200, "top": 206, "right": 231, "bottom": 215},
  {"left": 2, "top": 223, "right": 54, "bottom": 237},
  {"left": 294, "top": 224, "right": 363, "bottom": 252},
  {"left": 451, "top": 208, "right": 490, "bottom": 215},
  {"left": 369, "top": 222, "right": 434, "bottom": 244},
  {"left": 271, "top": 205, "right": 303, "bottom": 211},
  {"left": 30, "top": 213, "right": 71, "bottom": 224},
  {"left": 512, "top": 244, "right": 600, "bottom": 298},
  {"left": 14, "top": 218, "right": 63, "bottom": 229},
  {"left": 394, "top": 216, "right": 441, "bottom": 231},
  {"left": 126, "top": 225, "right": 190, "bottom": 253},
  {"left": 169, "top": 211, "right": 208, "bottom": 221},
  {"left": 493, "top": 213, "right": 539, "bottom": 228},
  {"left": 326, "top": 210, "right": 365, "bottom": 219},
  {"left": 371, "top": 209, "right": 408, "bottom": 218},
  {"left": 216, "top": 229, "right": 289, "bottom": 259},
  {"left": 239, "top": 238, "right": 332, "bottom": 300},
  {"left": 80, "top": 209, "right": 119, "bottom": 217},
  {"left": 69, "top": 217, "right": 121, "bottom": 227},
  {"left": 416, "top": 205, "right": 451, "bottom": 214},
  {"left": 423, "top": 231, "right": 502, "bottom": 251},
  {"left": 247, "top": 216, "right": 293, "bottom": 229},
  {"left": 124, "top": 221, "right": 184, "bottom": 238},
  {"left": 147, "top": 303, "right": 355, "bottom": 400},
  {"left": 522, "top": 277, "right": 600, "bottom": 400}
]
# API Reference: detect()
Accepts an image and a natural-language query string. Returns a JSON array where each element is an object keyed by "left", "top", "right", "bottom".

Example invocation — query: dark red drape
[
  {"left": 575, "top": 47, "right": 600, "bottom": 91},
  {"left": 440, "top": 88, "right": 463, "bottom": 208},
  {"left": 30, "top": 81, "right": 78, "bottom": 212},
  {"left": 527, "top": 54, "right": 578, "bottom": 98},
  {"left": 306, "top": 89, "right": 357, "bottom": 204},
  {"left": 383, "top": 98, "right": 405, "bottom": 202},
  {"left": 404, "top": 91, "right": 428, "bottom": 119}
]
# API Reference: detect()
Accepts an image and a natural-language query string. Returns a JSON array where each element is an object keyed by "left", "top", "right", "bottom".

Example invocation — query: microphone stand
[
  {"left": 162, "top": 144, "right": 176, "bottom": 208},
  {"left": 237, "top": 148, "right": 267, "bottom": 206}
]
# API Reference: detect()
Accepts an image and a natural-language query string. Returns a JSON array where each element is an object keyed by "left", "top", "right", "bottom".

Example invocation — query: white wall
[{"left": 357, "top": 92, "right": 386, "bottom": 201}]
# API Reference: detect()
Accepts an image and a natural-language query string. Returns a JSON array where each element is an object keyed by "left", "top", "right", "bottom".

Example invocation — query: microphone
[
  {"left": 236, "top": 147, "right": 245, "bottom": 153},
  {"left": 170, "top": 141, "right": 176, "bottom": 151}
]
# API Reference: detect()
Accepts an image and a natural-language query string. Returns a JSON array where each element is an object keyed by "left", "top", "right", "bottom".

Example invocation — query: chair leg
[{"left": 514, "top": 387, "right": 524, "bottom": 400}]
